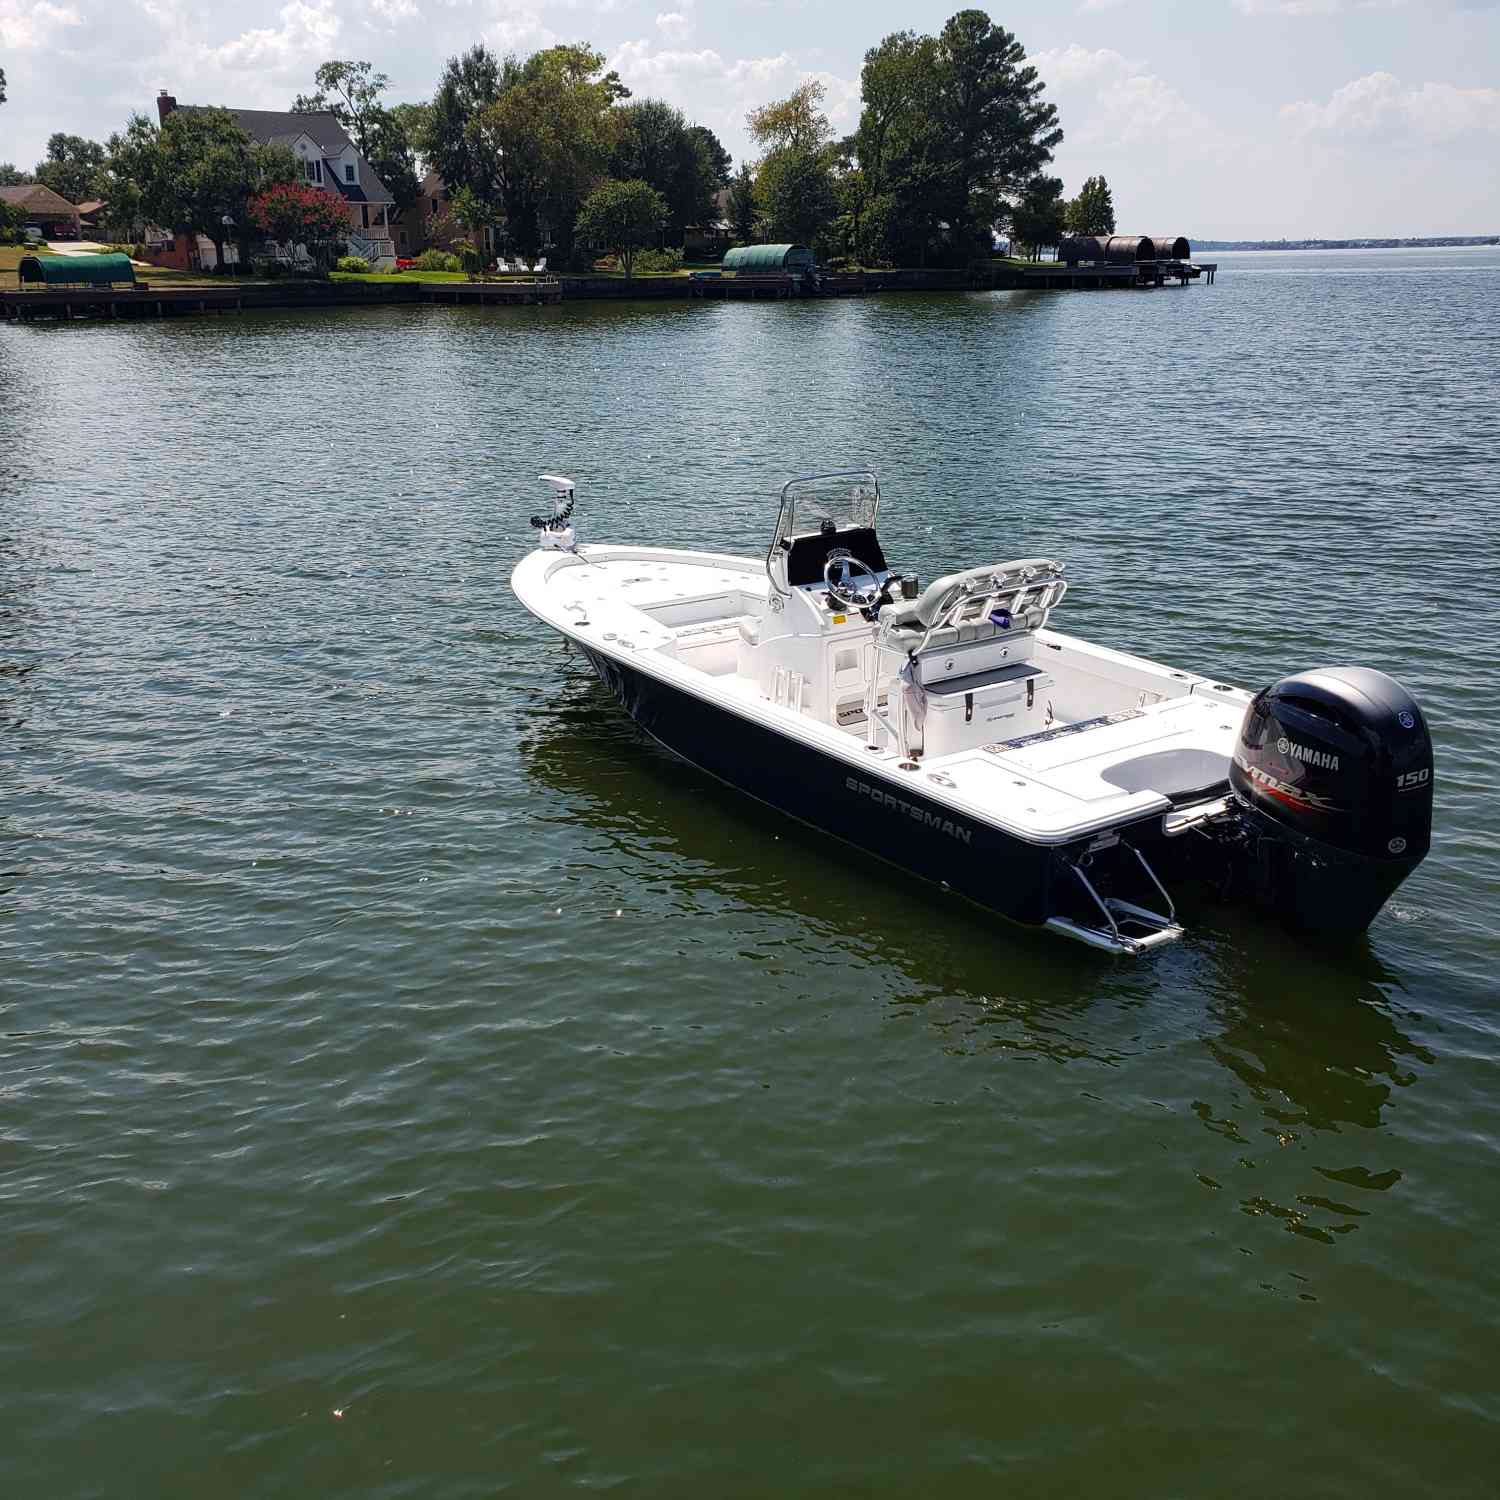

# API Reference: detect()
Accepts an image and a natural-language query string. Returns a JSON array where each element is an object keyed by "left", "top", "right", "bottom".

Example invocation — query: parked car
[{"left": 22, "top": 225, "right": 45, "bottom": 245}]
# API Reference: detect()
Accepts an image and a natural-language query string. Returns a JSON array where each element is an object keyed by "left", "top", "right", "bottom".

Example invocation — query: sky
[{"left": 2, "top": 0, "right": 1497, "bottom": 236}]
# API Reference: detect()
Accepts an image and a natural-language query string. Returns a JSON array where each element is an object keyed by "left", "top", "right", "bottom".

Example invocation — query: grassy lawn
[{"left": 1, "top": 244, "right": 256, "bottom": 289}]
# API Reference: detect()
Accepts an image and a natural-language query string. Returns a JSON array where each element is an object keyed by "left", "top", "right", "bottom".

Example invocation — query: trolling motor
[
  {"left": 530, "top": 474, "right": 577, "bottom": 550},
  {"left": 1213, "top": 666, "right": 1434, "bottom": 935}
]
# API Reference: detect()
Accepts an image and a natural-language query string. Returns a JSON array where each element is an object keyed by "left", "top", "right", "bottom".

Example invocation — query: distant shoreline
[{"left": 1196, "top": 237, "right": 1498, "bottom": 252}]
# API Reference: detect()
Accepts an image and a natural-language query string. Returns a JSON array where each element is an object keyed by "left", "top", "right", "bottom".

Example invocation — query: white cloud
[
  {"left": 1233, "top": 0, "right": 1414, "bottom": 12},
  {"left": 0, "top": 0, "right": 81, "bottom": 50},
  {"left": 209, "top": 0, "right": 340, "bottom": 72},
  {"left": 1029, "top": 44, "right": 1143, "bottom": 87},
  {"left": 656, "top": 11, "right": 693, "bottom": 43},
  {"left": 368, "top": 0, "right": 419, "bottom": 22},
  {"left": 1028, "top": 45, "right": 1220, "bottom": 152},
  {"left": 1234, "top": 0, "right": 1343, "bottom": 14},
  {"left": 1078, "top": 0, "right": 1127, "bottom": 11},
  {"left": 606, "top": 40, "right": 855, "bottom": 150},
  {"left": 482, "top": 6, "right": 557, "bottom": 55},
  {"left": 1283, "top": 71, "right": 1500, "bottom": 142}
]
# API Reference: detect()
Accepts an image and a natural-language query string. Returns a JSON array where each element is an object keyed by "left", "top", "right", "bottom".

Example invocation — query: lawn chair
[
  {"left": 534, "top": 257, "right": 547, "bottom": 275},
  {"left": 292, "top": 244, "right": 316, "bottom": 274}
]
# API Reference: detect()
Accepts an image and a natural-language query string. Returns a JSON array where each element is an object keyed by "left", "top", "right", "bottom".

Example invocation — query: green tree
[
  {"left": 0, "top": 163, "right": 33, "bottom": 186},
  {"left": 477, "top": 44, "right": 626, "bottom": 265},
  {"left": 610, "top": 99, "right": 720, "bottom": 245},
  {"left": 727, "top": 163, "right": 758, "bottom": 242},
  {"left": 932, "top": 11, "right": 1061, "bottom": 257},
  {"left": 1008, "top": 175, "right": 1066, "bottom": 259},
  {"left": 686, "top": 124, "right": 731, "bottom": 188},
  {"left": 853, "top": 11, "right": 1061, "bottom": 266},
  {"left": 446, "top": 184, "right": 497, "bottom": 261},
  {"left": 747, "top": 81, "right": 838, "bottom": 251},
  {"left": 109, "top": 109, "right": 299, "bottom": 269},
  {"left": 293, "top": 60, "right": 388, "bottom": 154},
  {"left": 35, "top": 133, "right": 110, "bottom": 206},
  {"left": 294, "top": 60, "right": 421, "bottom": 217},
  {"left": 576, "top": 178, "right": 667, "bottom": 277},
  {"left": 1065, "top": 174, "right": 1115, "bottom": 236},
  {"left": 830, "top": 139, "right": 867, "bottom": 261},
  {"left": 0, "top": 67, "right": 7, "bottom": 107},
  {"left": 757, "top": 144, "right": 838, "bottom": 248},
  {"left": 855, "top": 30, "right": 946, "bottom": 264},
  {"left": 747, "top": 81, "right": 832, "bottom": 155},
  {"left": 427, "top": 44, "right": 515, "bottom": 207}
]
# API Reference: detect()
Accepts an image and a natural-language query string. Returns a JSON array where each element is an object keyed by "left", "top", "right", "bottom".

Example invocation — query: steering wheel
[{"left": 823, "top": 549, "right": 882, "bottom": 609}]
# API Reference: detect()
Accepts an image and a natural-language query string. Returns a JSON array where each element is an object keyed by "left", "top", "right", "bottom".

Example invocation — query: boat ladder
[{"left": 1046, "top": 837, "right": 1184, "bottom": 956}]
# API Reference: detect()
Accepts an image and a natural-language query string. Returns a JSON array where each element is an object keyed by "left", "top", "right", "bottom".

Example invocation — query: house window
[
  {"left": 299, "top": 157, "right": 323, "bottom": 186},
  {"left": 344, "top": 163, "right": 356, "bottom": 183}
]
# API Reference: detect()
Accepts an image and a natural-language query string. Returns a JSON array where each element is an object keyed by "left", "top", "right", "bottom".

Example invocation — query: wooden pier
[
  {"left": 419, "top": 278, "right": 562, "bottom": 306},
  {"left": 2, "top": 285, "right": 246, "bottom": 321},
  {"left": 997, "top": 260, "right": 1217, "bottom": 290}
]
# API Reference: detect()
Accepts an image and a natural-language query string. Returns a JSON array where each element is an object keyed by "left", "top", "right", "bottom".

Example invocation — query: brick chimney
[{"left": 157, "top": 90, "right": 177, "bottom": 124}]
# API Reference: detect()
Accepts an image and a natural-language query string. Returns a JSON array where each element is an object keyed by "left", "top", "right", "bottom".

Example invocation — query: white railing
[{"left": 347, "top": 233, "right": 396, "bottom": 265}]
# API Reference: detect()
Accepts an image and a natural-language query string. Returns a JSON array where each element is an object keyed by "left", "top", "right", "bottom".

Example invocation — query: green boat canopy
[
  {"left": 722, "top": 243, "right": 814, "bottom": 274},
  {"left": 19, "top": 252, "right": 137, "bottom": 287}
]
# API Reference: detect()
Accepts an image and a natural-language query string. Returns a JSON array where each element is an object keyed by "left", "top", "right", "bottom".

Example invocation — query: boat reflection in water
[{"left": 522, "top": 658, "right": 1433, "bottom": 1172}]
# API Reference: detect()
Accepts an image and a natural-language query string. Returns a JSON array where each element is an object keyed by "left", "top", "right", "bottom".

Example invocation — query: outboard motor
[{"left": 1226, "top": 667, "right": 1433, "bottom": 936}]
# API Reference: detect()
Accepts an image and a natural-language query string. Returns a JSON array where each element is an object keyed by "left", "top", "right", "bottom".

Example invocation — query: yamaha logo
[
  {"left": 1388, "top": 836, "right": 1407, "bottom": 855},
  {"left": 1399, "top": 711, "right": 1415, "bottom": 729},
  {"left": 1276, "top": 737, "right": 1340, "bottom": 771}
]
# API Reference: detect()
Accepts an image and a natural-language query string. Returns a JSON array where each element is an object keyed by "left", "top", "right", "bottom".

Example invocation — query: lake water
[{"left": 2, "top": 247, "right": 1498, "bottom": 1497}]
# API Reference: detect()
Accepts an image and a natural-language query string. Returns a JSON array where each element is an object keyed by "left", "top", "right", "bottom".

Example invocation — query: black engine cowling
[{"left": 1227, "top": 666, "right": 1433, "bottom": 935}]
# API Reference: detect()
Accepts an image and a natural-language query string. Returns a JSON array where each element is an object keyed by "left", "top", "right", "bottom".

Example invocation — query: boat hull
[{"left": 581, "top": 644, "right": 1071, "bottom": 929}]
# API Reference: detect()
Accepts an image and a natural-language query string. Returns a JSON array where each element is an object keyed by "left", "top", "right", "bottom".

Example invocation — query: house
[
  {"left": 391, "top": 169, "right": 504, "bottom": 261},
  {"left": 683, "top": 220, "right": 731, "bottom": 260},
  {"left": 147, "top": 91, "right": 398, "bottom": 270},
  {"left": 0, "top": 183, "right": 81, "bottom": 240},
  {"left": 76, "top": 199, "right": 109, "bottom": 236}
]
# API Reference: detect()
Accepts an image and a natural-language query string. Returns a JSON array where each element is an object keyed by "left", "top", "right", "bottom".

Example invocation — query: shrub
[
  {"left": 252, "top": 258, "right": 285, "bottom": 279},
  {"left": 458, "top": 243, "right": 482, "bottom": 273},
  {"left": 633, "top": 247, "right": 683, "bottom": 274},
  {"left": 414, "top": 248, "right": 462, "bottom": 273},
  {"left": 336, "top": 255, "right": 372, "bottom": 274}
]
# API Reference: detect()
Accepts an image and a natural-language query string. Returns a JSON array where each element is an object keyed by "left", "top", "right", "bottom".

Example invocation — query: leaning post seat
[{"left": 881, "top": 559, "right": 1067, "bottom": 655}]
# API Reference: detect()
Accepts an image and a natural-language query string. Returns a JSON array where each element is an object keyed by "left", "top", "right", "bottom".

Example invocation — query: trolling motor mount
[{"left": 531, "top": 474, "right": 577, "bottom": 550}]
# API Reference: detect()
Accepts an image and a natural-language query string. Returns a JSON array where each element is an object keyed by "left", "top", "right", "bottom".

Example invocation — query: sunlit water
[{"left": 2, "top": 247, "right": 1497, "bottom": 1497}]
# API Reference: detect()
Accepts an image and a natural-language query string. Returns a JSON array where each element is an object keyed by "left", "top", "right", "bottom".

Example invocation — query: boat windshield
[{"left": 767, "top": 471, "right": 881, "bottom": 591}]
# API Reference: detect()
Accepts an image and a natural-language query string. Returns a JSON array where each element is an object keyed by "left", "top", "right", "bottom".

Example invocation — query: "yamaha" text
[{"left": 1277, "top": 736, "right": 1340, "bottom": 771}]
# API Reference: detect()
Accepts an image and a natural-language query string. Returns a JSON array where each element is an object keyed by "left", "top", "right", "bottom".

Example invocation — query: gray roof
[{"left": 179, "top": 105, "right": 394, "bottom": 205}]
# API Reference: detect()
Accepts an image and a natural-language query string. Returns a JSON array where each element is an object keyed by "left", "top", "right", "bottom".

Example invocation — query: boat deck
[{"left": 518, "top": 546, "right": 1246, "bottom": 845}]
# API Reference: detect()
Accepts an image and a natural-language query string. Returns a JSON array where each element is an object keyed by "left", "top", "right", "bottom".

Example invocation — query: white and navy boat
[{"left": 511, "top": 471, "right": 1433, "bottom": 954}]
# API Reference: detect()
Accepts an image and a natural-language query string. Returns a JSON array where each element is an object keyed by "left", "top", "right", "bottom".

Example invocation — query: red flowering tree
[{"left": 247, "top": 182, "right": 350, "bottom": 270}]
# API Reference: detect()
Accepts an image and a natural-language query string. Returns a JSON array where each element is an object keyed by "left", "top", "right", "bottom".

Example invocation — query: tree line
[{"left": 1, "top": 11, "right": 1122, "bottom": 268}]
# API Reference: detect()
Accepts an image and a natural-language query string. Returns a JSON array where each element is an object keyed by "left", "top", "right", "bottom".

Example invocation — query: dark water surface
[{"left": 2, "top": 248, "right": 1498, "bottom": 1497}]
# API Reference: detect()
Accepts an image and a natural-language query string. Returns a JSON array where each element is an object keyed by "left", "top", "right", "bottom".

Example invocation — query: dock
[
  {"left": 1, "top": 260, "right": 1217, "bottom": 324},
  {"left": 418, "top": 277, "right": 562, "bottom": 307},
  {"left": 996, "top": 260, "right": 1217, "bottom": 290},
  {"left": 2, "top": 285, "right": 246, "bottom": 321}
]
